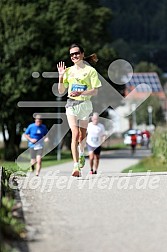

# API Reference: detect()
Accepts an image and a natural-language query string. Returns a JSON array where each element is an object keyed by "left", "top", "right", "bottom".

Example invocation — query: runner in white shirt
[{"left": 86, "top": 113, "right": 106, "bottom": 174}]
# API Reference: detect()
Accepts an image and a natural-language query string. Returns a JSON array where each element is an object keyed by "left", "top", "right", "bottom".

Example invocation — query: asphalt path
[{"left": 17, "top": 148, "right": 167, "bottom": 252}]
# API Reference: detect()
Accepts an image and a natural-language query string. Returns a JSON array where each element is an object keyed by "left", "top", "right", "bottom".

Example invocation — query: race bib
[
  {"left": 71, "top": 84, "right": 87, "bottom": 92},
  {"left": 91, "top": 137, "right": 99, "bottom": 144}
]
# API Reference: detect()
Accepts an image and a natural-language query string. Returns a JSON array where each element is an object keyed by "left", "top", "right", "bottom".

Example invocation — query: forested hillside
[{"left": 100, "top": 0, "right": 167, "bottom": 71}]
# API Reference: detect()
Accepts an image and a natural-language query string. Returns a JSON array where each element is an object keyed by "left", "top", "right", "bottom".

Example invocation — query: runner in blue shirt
[{"left": 24, "top": 115, "right": 48, "bottom": 176}]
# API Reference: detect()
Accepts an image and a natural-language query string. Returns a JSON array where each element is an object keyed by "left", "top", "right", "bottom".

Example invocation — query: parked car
[{"left": 123, "top": 129, "right": 143, "bottom": 145}]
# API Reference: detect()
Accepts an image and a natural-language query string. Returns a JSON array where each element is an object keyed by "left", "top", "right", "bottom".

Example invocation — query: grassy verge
[
  {"left": 122, "top": 156, "right": 167, "bottom": 173},
  {"left": 102, "top": 143, "right": 128, "bottom": 151},
  {"left": 41, "top": 150, "right": 72, "bottom": 167},
  {"left": 0, "top": 167, "right": 27, "bottom": 252},
  {"left": 0, "top": 150, "right": 72, "bottom": 171}
]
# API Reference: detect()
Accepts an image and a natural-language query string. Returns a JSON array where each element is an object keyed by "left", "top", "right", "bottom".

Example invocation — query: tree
[
  {"left": 0, "top": 0, "right": 115, "bottom": 160},
  {"left": 134, "top": 61, "right": 166, "bottom": 86},
  {"left": 134, "top": 61, "right": 162, "bottom": 77},
  {"left": 100, "top": 0, "right": 167, "bottom": 71},
  {"left": 135, "top": 96, "right": 165, "bottom": 126}
]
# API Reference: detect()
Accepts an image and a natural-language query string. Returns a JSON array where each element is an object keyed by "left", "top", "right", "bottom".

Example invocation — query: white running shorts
[{"left": 66, "top": 100, "right": 93, "bottom": 120}]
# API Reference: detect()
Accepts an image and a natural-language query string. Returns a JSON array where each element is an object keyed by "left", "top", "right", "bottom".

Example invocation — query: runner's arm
[
  {"left": 58, "top": 75, "right": 66, "bottom": 94},
  {"left": 57, "top": 62, "right": 67, "bottom": 94},
  {"left": 24, "top": 134, "right": 37, "bottom": 143}
]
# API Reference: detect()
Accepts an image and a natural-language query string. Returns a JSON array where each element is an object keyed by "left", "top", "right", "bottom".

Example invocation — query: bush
[
  {"left": 151, "top": 127, "right": 167, "bottom": 163},
  {"left": 0, "top": 167, "right": 26, "bottom": 252}
]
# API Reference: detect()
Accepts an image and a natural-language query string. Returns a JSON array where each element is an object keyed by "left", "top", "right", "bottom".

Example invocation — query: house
[{"left": 108, "top": 72, "right": 167, "bottom": 133}]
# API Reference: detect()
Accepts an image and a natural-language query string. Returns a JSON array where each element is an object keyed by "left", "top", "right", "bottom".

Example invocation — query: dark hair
[
  {"left": 69, "top": 43, "right": 84, "bottom": 53},
  {"left": 69, "top": 43, "right": 98, "bottom": 64},
  {"left": 84, "top": 53, "right": 98, "bottom": 64}
]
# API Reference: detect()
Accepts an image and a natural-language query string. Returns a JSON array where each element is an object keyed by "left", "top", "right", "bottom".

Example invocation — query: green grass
[
  {"left": 0, "top": 150, "right": 72, "bottom": 171},
  {"left": 123, "top": 156, "right": 167, "bottom": 173},
  {"left": 0, "top": 166, "right": 26, "bottom": 252},
  {"left": 102, "top": 143, "right": 128, "bottom": 151},
  {"left": 40, "top": 150, "right": 72, "bottom": 167}
]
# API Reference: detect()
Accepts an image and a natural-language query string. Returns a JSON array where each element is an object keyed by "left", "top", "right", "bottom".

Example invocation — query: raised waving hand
[{"left": 57, "top": 61, "right": 66, "bottom": 76}]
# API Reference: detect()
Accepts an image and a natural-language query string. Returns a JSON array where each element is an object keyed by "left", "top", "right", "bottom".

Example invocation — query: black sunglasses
[{"left": 70, "top": 51, "right": 81, "bottom": 57}]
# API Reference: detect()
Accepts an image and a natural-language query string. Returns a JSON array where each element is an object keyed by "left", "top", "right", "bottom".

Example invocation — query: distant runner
[
  {"left": 131, "top": 133, "right": 137, "bottom": 154},
  {"left": 86, "top": 113, "right": 106, "bottom": 174},
  {"left": 24, "top": 115, "right": 48, "bottom": 176}
]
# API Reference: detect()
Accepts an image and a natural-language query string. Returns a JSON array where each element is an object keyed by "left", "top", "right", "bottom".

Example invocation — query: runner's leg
[
  {"left": 36, "top": 155, "right": 42, "bottom": 176},
  {"left": 78, "top": 120, "right": 88, "bottom": 151},
  {"left": 94, "top": 154, "right": 100, "bottom": 173},
  {"left": 89, "top": 151, "right": 94, "bottom": 173},
  {"left": 66, "top": 114, "right": 79, "bottom": 163},
  {"left": 30, "top": 149, "right": 36, "bottom": 171}
]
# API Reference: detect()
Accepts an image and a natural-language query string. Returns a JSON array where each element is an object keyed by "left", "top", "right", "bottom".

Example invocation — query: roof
[{"left": 125, "top": 72, "right": 166, "bottom": 99}]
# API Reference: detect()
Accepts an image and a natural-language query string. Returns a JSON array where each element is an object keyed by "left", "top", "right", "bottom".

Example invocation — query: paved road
[{"left": 17, "top": 148, "right": 167, "bottom": 252}]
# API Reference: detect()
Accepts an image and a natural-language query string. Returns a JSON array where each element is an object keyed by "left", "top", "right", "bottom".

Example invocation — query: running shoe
[
  {"left": 79, "top": 155, "right": 85, "bottom": 168},
  {"left": 72, "top": 164, "right": 81, "bottom": 177},
  {"left": 89, "top": 170, "right": 93, "bottom": 174}
]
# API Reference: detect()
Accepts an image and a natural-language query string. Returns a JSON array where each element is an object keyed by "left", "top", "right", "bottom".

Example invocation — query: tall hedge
[{"left": 151, "top": 127, "right": 167, "bottom": 163}]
